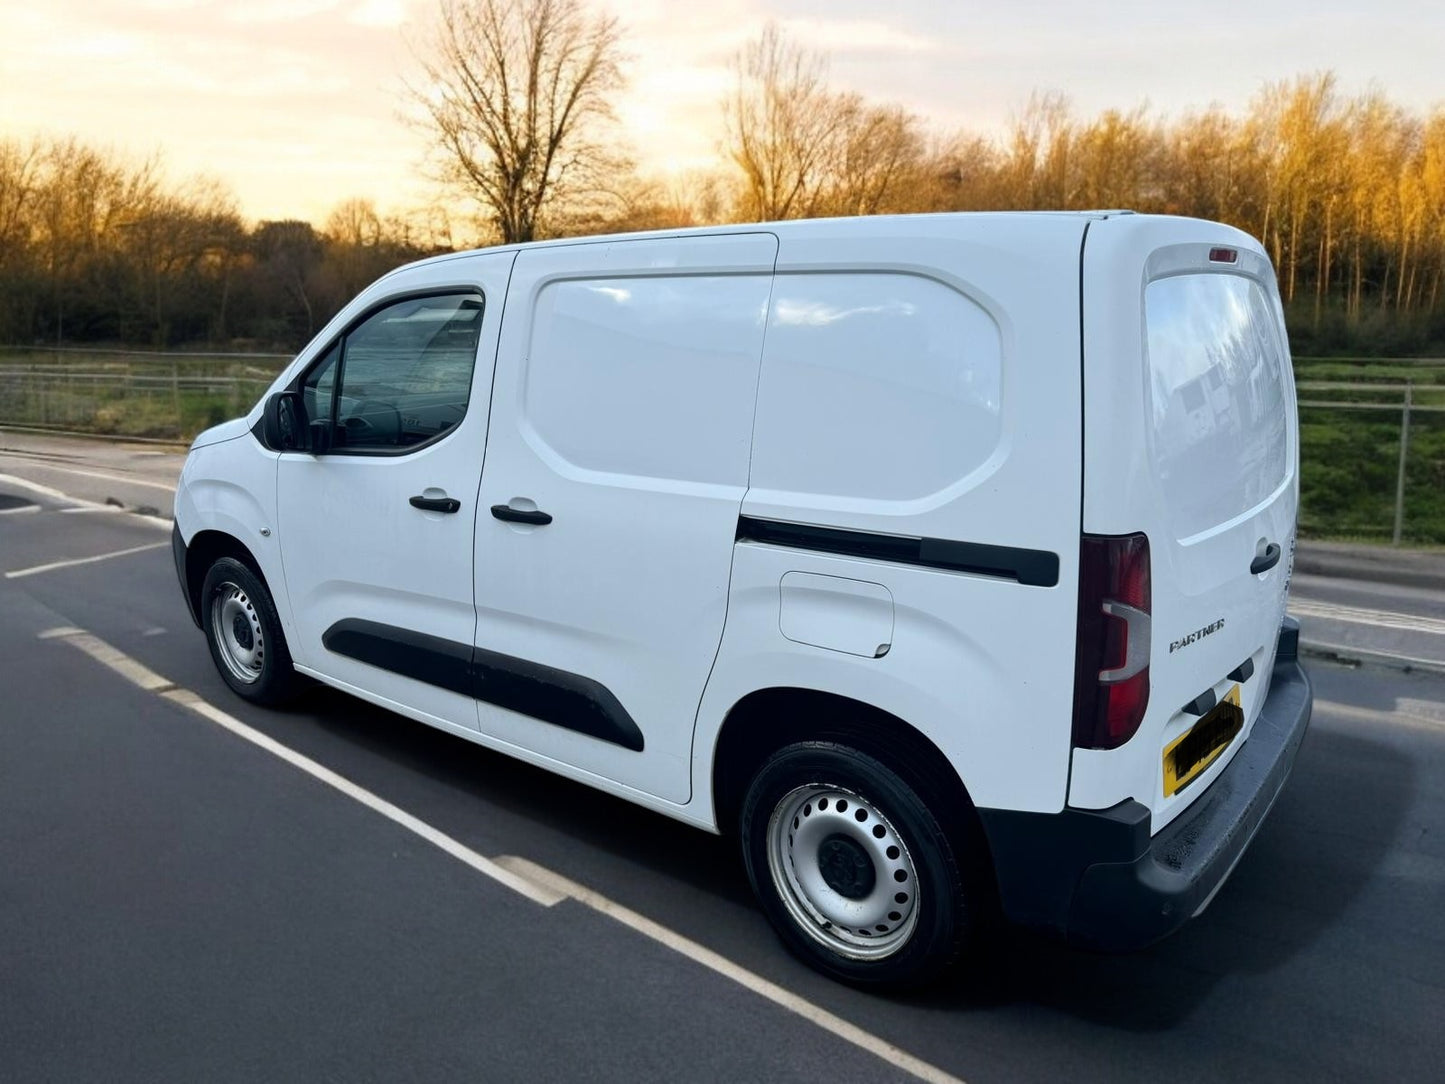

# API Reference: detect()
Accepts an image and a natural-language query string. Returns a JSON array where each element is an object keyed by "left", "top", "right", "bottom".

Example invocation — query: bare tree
[
  {"left": 724, "top": 23, "right": 843, "bottom": 221},
  {"left": 724, "top": 24, "right": 925, "bottom": 221},
  {"left": 409, "top": 0, "right": 627, "bottom": 244},
  {"left": 823, "top": 97, "right": 925, "bottom": 216}
]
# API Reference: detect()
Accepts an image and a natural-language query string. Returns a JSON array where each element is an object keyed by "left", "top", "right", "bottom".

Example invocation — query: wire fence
[
  {"left": 2, "top": 347, "right": 1444, "bottom": 544},
  {"left": 0, "top": 345, "right": 291, "bottom": 441}
]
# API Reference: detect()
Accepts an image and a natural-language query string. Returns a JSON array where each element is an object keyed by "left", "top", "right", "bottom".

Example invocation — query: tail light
[{"left": 1072, "top": 533, "right": 1151, "bottom": 749}]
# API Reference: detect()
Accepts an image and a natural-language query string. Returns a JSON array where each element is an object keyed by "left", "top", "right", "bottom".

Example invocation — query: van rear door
[{"left": 1071, "top": 216, "right": 1299, "bottom": 830}]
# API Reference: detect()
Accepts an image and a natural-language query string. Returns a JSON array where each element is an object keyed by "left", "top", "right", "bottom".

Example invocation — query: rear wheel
[
  {"left": 201, "top": 557, "right": 299, "bottom": 706},
  {"left": 740, "top": 742, "right": 974, "bottom": 988}
]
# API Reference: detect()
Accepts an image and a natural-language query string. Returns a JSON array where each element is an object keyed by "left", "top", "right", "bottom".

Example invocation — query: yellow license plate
[{"left": 1163, "top": 684, "right": 1243, "bottom": 797}]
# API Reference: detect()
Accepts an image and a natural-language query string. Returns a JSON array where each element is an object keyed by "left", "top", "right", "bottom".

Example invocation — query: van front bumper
[{"left": 978, "top": 618, "right": 1312, "bottom": 950}]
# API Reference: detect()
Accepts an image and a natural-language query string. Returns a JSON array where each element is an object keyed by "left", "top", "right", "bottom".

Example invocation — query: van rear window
[{"left": 1144, "top": 274, "right": 1289, "bottom": 541}]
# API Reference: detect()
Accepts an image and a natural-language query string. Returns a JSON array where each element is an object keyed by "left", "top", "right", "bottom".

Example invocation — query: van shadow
[
  {"left": 290, "top": 683, "right": 755, "bottom": 907},
  {"left": 920, "top": 722, "right": 1414, "bottom": 1030},
  {"left": 289, "top": 684, "right": 1409, "bottom": 1030}
]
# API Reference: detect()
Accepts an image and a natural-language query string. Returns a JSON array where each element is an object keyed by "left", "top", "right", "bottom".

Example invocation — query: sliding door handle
[
  {"left": 410, "top": 495, "right": 461, "bottom": 514},
  {"left": 491, "top": 504, "right": 552, "bottom": 526}
]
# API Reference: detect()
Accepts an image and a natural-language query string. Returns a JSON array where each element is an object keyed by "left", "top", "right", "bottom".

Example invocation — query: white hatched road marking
[
  {"left": 0, "top": 471, "right": 172, "bottom": 529},
  {"left": 0, "top": 453, "right": 179, "bottom": 492},
  {"left": 5, "top": 541, "right": 168, "bottom": 579},
  {"left": 40, "top": 624, "right": 965, "bottom": 1084},
  {"left": 1290, "top": 597, "right": 1445, "bottom": 637}
]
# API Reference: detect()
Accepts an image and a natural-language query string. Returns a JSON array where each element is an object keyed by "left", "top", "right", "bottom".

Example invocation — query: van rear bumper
[{"left": 978, "top": 618, "right": 1312, "bottom": 950}]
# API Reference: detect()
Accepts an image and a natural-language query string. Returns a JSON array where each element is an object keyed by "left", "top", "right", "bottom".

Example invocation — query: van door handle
[
  {"left": 491, "top": 504, "right": 552, "bottom": 526},
  {"left": 1251, "top": 543, "right": 1281, "bottom": 574},
  {"left": 409, "top": 495, "right": 461, "bottom": 514}
]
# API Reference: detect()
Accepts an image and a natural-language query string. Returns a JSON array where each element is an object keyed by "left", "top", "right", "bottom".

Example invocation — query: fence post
[{"left": 1392, "top": 382, "right": 1413, "bottom": 545}]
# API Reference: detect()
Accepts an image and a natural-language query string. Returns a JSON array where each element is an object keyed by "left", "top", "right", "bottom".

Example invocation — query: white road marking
[
  {"left": 1314, "top": 698, "right": 1445, "bottom": 729},
  {"left": 41, "top": 625, "right": 963, "bottom": 1083},
  {"left": 45, "top": 627, "right": 175, "bottom": 691},
  {"left": 1291, "top": 598, "right": 1445, "bottom": 637},
  {"left": 40, "top": 626, "right": 563, "bottom": 908},
  {"left": 0, "top": 471, "right": 171, "bottom": 529},
  {"left": 59, "top": 506, "right": 124, "bottom": 515},
  {"left": 5, "top": 541, "right": 168, "bottom": 579},
  {"left": 496, "top": 856, "right": 966, "bottom": 1084},
  {"left": 0, "top": 455, "right": 178, "bottom": 492},
  {"left": 0, "top": 503, "right": 39, "bottom": 515},
  {"left": 0, "top": 472, "right": 70, "bottom": 502}
]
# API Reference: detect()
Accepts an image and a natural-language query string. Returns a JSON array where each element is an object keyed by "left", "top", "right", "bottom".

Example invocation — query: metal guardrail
[
  {"left": 0, "top": 348, "right": 290, "bottom": 439},
  {"left": 1296, "top": 379, "right": 1442, "bottom": 545}
]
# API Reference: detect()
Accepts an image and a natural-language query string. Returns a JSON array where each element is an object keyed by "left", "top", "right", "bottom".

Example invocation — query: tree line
[
  {"left": 2, "top": 0, "right": 1443, "bottom": 355},
  {"left": 0, "top": 139, "right": 453, "bottom": 351}
]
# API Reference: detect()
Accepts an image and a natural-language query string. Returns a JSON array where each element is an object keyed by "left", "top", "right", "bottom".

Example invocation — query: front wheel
[
  {"left": 740, "top": 742, "right": 974, "bottom": 988},
  {"left": 201, "top": 557, "right": 300, "bottom": 706}
]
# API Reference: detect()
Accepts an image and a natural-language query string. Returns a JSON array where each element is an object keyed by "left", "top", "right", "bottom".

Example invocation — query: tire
[
  {"left": 200, "top": 557, "right": 300, "bottom": 706},
  {"left": 740, "top": 742, "right": 974, "bottom": 989}
]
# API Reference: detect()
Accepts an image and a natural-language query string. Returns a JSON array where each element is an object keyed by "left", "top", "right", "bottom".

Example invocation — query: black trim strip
[
  {"left": 321, "top": 619, "right": 644, "bottom": 752},
  {"left": 736, "top": 515, "right": 1060, "bottom": 588}
]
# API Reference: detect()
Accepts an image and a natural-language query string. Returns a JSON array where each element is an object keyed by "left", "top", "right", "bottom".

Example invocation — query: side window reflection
[{"left": 300, "top": 293, "right": 484, "bottom": 453}]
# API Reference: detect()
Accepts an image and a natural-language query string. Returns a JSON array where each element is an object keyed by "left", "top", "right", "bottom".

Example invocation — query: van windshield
[{"left": 1144, "top": 273, "right": 1289, "bottom": 541}]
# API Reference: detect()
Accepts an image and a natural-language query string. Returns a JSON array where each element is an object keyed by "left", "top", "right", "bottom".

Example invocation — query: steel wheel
[
  {"left": 741, "top": 741, "right": 975, "bottom": 987},
  {"left": 766, "top": 784, "right": 921, "bottom": 960},
  {"left": 209, "top": 581, "right": 266, "bottom": 685}
]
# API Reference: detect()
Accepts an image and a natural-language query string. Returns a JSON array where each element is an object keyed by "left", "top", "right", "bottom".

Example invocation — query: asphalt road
[{"left": 2, "top": 436, "right": 1444, "bottom": 1082}]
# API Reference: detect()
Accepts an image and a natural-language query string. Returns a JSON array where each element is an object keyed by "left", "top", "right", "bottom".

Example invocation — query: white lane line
[
  {"left": 0, "top": 471, "right": 172, "bottom": 530},
  {"left": 495, "top": 856, "right": 965, "bottom": 1084},
  {"left": 0, "top": 503, "right": 39, "bottom": 515},
  {"left": 39, "top": 626, "right": 563, "bottom": 908},
  {"left": 1291, "top": 598, "right": 1445, "bottom": 637},
  {"left": 44, "top": 627, "right": 175, "bottom": 691},
  {"left": 42, "top": 625, "right": 961, "bottom": 1083},
  {"left": 5, "top": 541, "right": 168, "bottom": 579},
  {"left": 0, "top": 455, "right": 178, "bottom": 492},
  {"left": 1314, "top": 697, "right": 1445, "bottom": 729},
  {"left": 59, "top": 506, "right": 124, "bottom": 515},
  {"left": 0, "top": 472, "right": 70, "bottom": 502}
]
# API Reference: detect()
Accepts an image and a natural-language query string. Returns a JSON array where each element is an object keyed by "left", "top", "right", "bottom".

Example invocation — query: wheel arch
[
  {"left": 710, "top": 687, "right": 989, "bottom": 860},
  {"left": 183, "top": 530, "right": 270, "bottom": 628}
]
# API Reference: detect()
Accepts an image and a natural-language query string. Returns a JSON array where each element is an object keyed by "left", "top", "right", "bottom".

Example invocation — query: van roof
[{"left": 383, "top": 209, "right": 1149, "bottom": 280}]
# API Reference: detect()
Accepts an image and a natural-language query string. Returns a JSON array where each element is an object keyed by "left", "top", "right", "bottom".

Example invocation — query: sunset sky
[{"left": 2, "top": 0, "right": 1441, "bottom": 225}]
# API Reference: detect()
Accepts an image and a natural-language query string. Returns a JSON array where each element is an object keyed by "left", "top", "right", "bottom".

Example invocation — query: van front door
[
  {"left": 472, "top": 233, "right": 778, "bottom": 804},
  {"left": 275, "top": 252, "right": 516, "bottom": 732}
]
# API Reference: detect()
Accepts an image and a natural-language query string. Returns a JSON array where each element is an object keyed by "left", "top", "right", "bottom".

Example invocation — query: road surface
[{"left": 1, "top": 430, "right": 1442, "bottom": 1082}]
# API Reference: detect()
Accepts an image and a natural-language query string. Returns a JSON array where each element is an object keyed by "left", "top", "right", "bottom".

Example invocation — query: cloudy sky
[{"left": 2, "top": 0, "right": 1441, "bottom": 223}]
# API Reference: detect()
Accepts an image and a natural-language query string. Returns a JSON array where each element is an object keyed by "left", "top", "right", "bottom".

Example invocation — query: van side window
[
  {"left": 522, "top": 275, "right": 772, "bottom": 485},
  {"left": 750, "top": 273, "right": 1004, "bottom": 501},
  {"left": 303, "top": 293, "right": 484, "bottom": 453}
]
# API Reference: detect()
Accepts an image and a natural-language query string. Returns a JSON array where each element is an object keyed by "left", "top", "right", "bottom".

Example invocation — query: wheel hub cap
[
  {"left": 232, "top": 612, "right": 254, "bottom": 650},
  {"left": 818, "top": 834, "right": 875, "bottom": 899}
]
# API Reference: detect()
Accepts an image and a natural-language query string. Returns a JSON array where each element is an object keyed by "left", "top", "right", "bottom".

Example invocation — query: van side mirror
[{"left": 262, "top": 391, "right": 309, "bottom": 452}]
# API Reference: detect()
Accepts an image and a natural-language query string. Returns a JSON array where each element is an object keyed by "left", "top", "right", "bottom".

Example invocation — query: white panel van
[{"left": 172, "top": 212, "right": 1312, "bottom": 987}]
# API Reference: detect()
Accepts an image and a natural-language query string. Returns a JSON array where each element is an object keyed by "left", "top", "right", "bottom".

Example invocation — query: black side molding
[
  {"left": 736, "top": 516, "right": 1060, "bottom": 588},
  {"left": 321, "top": 619, "right": 644, "bottom": 752},
  {"left": 323, "top": 620, "right": 474, "bottom": 698}
]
